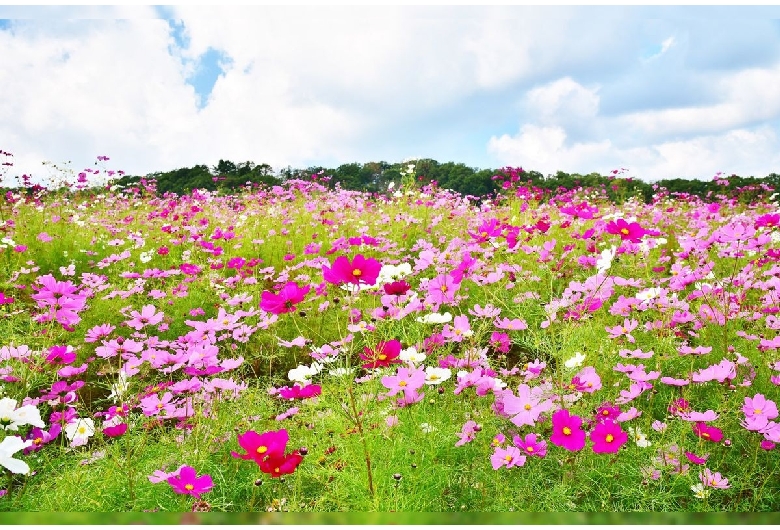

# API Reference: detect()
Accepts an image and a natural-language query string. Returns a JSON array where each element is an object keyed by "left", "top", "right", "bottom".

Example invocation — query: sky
[{"left": 2, "top": 5, "right": 780, "bottom": 186}]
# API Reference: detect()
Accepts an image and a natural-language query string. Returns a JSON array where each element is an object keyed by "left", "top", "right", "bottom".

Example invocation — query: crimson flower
[
  {"left": 260, "top": 282, "right": 311, "bottom": 314},
  {"left": 258, "top": 451, "right": 304, "bottom": 478},
  {"left": 549, "top": 409, "right": 586, "bottom": 452},
  {"left": 605, "top": 218, "right": 647, "bottom": 243},
  {"left": 323, "top": 254, "right": 381, "bottom": 286},
  {"left": 360, "top": 339, "right": 402, "bottom": 369},
  {"left": 167, "top": 466, "right": 214, "bottom": 499},
  {"left": 383, "top": 280, "right": 411, "bottom": 296}
]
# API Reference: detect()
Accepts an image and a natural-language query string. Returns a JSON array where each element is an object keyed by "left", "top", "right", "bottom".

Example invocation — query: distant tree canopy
[{"left": 100, "top": 159, "right": 780, "bottom": 203}]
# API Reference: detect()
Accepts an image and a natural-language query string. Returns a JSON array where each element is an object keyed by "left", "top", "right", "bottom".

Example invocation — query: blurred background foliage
[{"left": 0, "top": 513, "right": 776, "bottom": 524}]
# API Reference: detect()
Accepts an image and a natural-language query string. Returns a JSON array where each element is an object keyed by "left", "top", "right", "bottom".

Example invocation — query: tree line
[{"left": 50, "top": 158, "right": 780, "bottom": 203}]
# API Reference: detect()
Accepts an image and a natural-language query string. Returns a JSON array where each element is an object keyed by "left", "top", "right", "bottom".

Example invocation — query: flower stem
[{"left": 347, "top": 385, "right": 375, "bottom": 498}]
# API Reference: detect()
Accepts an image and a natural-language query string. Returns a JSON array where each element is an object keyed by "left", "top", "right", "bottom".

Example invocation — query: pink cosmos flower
[
  {"left": 139, "top": 392, "right": 176, "bottom": 417},
  {"left": 595, "top": 404, "right": 621, "bottom": 423},
  {"left": 441, "top": 315, "right": 472, "bottom": 343},
  {"left": 360, "top": 339, "right": 402, "bottom": 369},
  {"left": 513, "top": 432, "right": 547, "bottom": 458},
  {"left": 550, "top": 409, "right": 587, "bottom": 452},
  {"left": 381, "top": 366, "right": 426, "bottom": 398},
  {"left": 424, "top": 273, "right": 460, "bottom": 306},
  {"left": 455, "top": 420, "right": 480, "bottom": 447},
  {"left": 569, "top": 366, "right": 602, "bottom": 393},
  {"left": 692, "top": 422, "right": 723, "bottom": 442},
  {"left": 605, "top": 219, "right": 647, "bottom": 243},
  {"left": 489, "top": 332, "right": 511, "bottom": 354},
  {"left": 699, "top": 468, "right": 730, "bottom": 489},
  {"left": 167, "top": 466, "right": 214, "bottom": 499},
  {"left": 231, "top": 429, "right": 289, "bottom": 465},
  {"left": 323, "top": 254, "right": 381, "bottom": 286},
  {"left": 743, "top": 394, "right": 778, "bottom": 421},
  {"left": 260, "top": 282, "right": 311, "bottom": 314},
  {"left": 490, "top": 445, "right": 526, "bottom": 470},
  {"left": 276, "top": 384, "right": 322, "bottom": 400},
  {"left": 126, "top": 304, "right": 164, "bottom": 331},
  {"left": 605, "top": 318, "right": 639, "bottom": 343},
  {"left": 590, "top": 420, "right": 628, "bottom": 454},
  {"left": 501, "top": 384, "right": 554, "bottom": 427},
  {"left": 685, "top": 451, "right": 709, "bottom": 465}
]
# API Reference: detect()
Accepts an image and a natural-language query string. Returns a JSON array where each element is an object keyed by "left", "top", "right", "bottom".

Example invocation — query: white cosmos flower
[
  {"left": 564, "top": 352, "right": 586, "bottom": 369},
  {"left": 65, "top": 418, "right": 95, "bottom": 447},
  {"left": 628, "top": 426, "right": 652, "bottom": 448},
  {"left": 596, "top": 246, "right": 616, "bottom": 274},
  {"left": 399, "top": 347, "right": 426, "bottom": 365},
  {"left": 424, "top": 366, "right": 451, "bottom": 385},
  {"left": 636, "top": 288, "right": 662, "bottom": 302},
  {"left": 0, "top": 436, "right": 33, "bottom": 474},
  {"left": 0, "top": 398, "right": 45, "bottom": 431},
  {"left": 416, "top": 312, "right": 452, "bottom": 324},
  {"left": 288, "top": 364, "right": 320, "bottom": 384},
  {"left": 691, "top": 483, "right": 711, "bottom": 499}
]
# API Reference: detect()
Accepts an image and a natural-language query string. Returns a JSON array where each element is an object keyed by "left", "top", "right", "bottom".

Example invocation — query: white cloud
[{"left": 1, "top": 8, "right": 780, "bottom": 186}]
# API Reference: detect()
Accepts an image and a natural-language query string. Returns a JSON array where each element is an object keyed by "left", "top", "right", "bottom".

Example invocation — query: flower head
[
  {"left": 590, "top": 420, "right": 628, "bottom": 454},
  {"left": 549, "top": 409, "right": 586, "bottom": 452},
  {"left": 606, "top": 218, "right": 647, "bottom": 243},
  {"left": 231, "top": 429, "right": 289, "bottom": 464},
  {"left": 360, "top": 340, "right": 402, "bottom": 369},
  {"left": 167, "top": 465, "right": 214, "bottom": 499},
  {"left": 323, "top": 254, "right": 381, "bottom": 286},
  {"left": 260, "top": 282, "right": 310, "bottom": 314},
  {"left": 0, "top": 436, "right": 33, "bottom": 474}
]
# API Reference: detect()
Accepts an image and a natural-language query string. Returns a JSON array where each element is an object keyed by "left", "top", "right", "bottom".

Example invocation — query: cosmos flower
[{"left": 167, "top": 466, "right": 214, "bottom": 499}]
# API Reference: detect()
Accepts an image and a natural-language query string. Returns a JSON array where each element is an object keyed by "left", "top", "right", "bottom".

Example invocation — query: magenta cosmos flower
[
  {"left": 167, "top": 466, "right": 214, "bottom": 499},
  {"left": 692, "top": 422, "right": 723, "bottom": 443},
  {"left": 323, "top": 254, "right": 381, "bottom": 286},
  {"left": 231, "top": 429, "right": 289, "bottom": 465},
  {"left": 360, "top": 339, "right": 402, "bottom": 369},
  {"left": 260, "top": 281, "right": 311, "bottom": 314},
  {"left": 605, "top": 219, "right": 647, "bottom": 243},
  {"left": 549, "top": 409, "right": 587, "bottom": 451},
  {"left": 589, "top": 420, "right": 628, "bottom": 454}
]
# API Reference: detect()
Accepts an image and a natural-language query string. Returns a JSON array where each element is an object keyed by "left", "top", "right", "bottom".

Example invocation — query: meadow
[{"left": 0, "top": 164, "right": 778, "bottom": 513}]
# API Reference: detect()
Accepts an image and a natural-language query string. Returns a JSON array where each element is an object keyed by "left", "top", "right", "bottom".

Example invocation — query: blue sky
[{"left": 2, "top": 5, "right": 780, "bottom": 186}]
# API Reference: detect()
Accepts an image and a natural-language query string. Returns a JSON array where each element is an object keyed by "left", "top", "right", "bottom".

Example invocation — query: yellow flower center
[
  {"left": 185, "top": 484, "right": 194, "bottom": 491},
  {"left": 274, "top": 467, "right": 280, "bottom": 473},
  {"left": 602, "top": 410, "right": 610, "bottom": 416},
  {"left": 440, "top": 285, "right": 448, "bottom": 292},
  {"left": 563, "top": 427, "right": 572, "bottom": 436},
  {"left": 33, "top": 437, "right": 43, "bottom": 445},
  {"left": 620, "top": 228, "right": 629, "bottom": 235},
  {"left": 352, "top": 269, "right": 362, "bottom": 277},
  {"left": 504, "top": 454, "right": 512, "bottom": 462},
  {"left": 754, "top": 408, "right": 762, "bottom": 415},
  {"left": 378, "top": 354, "right": 387, "bottom": 360},
  {"left": 524, "top": 404, "right": 532, "bottom": 411},
  {"left": 702, "top": 432, "right": 710, "bottom": 439},
  {"left": 606, "top": 434, "right": 614, "bottom": 443},
  {"left": 257, "top": 445, "right": 267, "bottom": 454},
  {"left": 526, "top": 446, "right": 534, "bottom": 453},
  {"left": 399, "top": 381, "right": 407, "bottom": 387}
]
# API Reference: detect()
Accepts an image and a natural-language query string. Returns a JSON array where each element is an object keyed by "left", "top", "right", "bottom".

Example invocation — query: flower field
[{"left": 0, "top": 165, "right": 778, "bottom": 512}]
